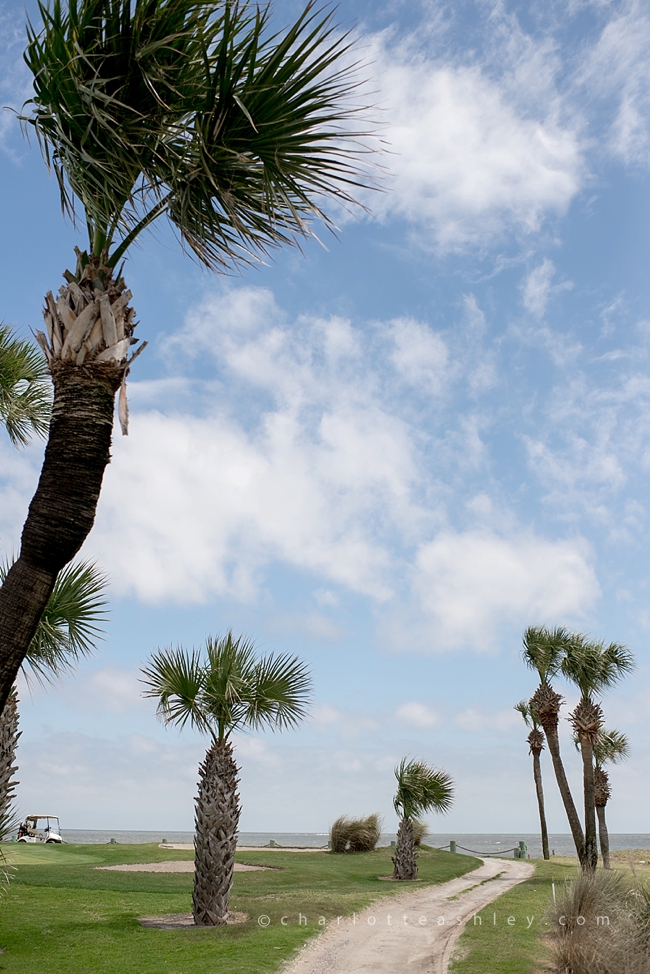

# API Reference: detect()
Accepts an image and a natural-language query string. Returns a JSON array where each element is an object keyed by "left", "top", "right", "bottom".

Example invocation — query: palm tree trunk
[
  {"left": 392, "top": 817, "right": 417, "bottom": 880},
  {"left": 193, "top": 738, "right": 240, "bottom": 925},
  {"left": 0, "top": 262, "right": 139, "bottom": 713},
  {"left": 596, "top": 803, "right": 610, "bottom": 870},
  {"left": 532, "top": 750, "right": 550, "bottom": 861},
  {"left": 542, "top": 723, "right": 586, "bottom": 866},
  {"left": 0, "top": 689, "right": 20, "bottom": 819},
  {"left": 580, "top": 738, "right": 598, "bottom": 872}
]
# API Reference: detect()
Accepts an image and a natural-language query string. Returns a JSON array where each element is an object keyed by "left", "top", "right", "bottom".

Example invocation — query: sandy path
[{"left": 281, "top": 857, "right": 534, "bottom": 974}]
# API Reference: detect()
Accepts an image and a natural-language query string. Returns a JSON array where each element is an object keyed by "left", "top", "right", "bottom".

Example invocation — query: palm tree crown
[
  {"left": 561, "top": 638, "right": 635, "bottom": 702},
  {"left": 141, "top": 630, "right": 312, "bottom": 740},
  {"left": 522, "top": 625, "right": 572, "bottom": 684},
  {"left": 0, "top": 325, "right": 51, "bottom": 447},
  {"left": 21, "top": 0, "right": 373, "bottom": 270},
  {"left": 393, "top": 758, "right": 454, "bottom": 821}
]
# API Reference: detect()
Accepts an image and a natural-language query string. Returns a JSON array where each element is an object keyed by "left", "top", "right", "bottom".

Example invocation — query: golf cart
[{"left": 17, "top": 814, "right": 63, "bottom": 844}]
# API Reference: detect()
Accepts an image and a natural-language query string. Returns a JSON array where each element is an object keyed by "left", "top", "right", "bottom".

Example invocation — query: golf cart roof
[{"left": 26, "top": 814, "right": 59, "bottom": 820}]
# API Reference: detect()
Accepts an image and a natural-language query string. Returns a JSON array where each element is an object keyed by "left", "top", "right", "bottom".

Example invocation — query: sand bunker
[{"left": 97, "top": 860, "right": 270, "bottom": 873}]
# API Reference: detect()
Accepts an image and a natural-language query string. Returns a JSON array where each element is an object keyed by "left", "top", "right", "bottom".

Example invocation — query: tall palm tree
[
  {"left": 392, "top": 758, "right": 453, "bottom": 881},
  {"left": 0, "top": 560, "right": 108, "bottom": 825},
  {"left": 562, "top": 638, "right": 634, "bottom": 872},
  {"left": 0, "top": 324, "right": 51, "bottom": 447},
  {"left": 593, "top": 729, "right": 629, "bottom": 871},
  {"left": 0, "top": 0, "right": 374, "bottom": 712},
  {"left": 141, "top": 631, "right": 311, "bottom": 925},
  {"left": 522, "top": 625, "right": 586, "bottom": 867},
  {"left": 515, "top": 700, "right": 550, "bottom": 861}
]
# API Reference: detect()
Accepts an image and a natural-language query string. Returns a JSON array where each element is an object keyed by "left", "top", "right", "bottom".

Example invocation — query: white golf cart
[{"left": 17, "top": 814, "right": 63, "bottom": 844}]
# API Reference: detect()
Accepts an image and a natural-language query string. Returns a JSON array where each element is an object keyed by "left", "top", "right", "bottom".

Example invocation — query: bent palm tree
[
  {"left": 0, "top": 560, "right": 108, "bottom": 825},
  {"left": 515, "top": 700, "right": 549, "bottom": 861},
  {"left": 562, "top": 638, "right": 634, "bottom": 872},
  {"left": 0, "top": 324, "right": 51, "bottom": 447},
  {"left": 523, "top": 625, "right": 586, "bottom": 867},
  {"left": 593, "top": 729, "right": 629, "bottom": 870},
  {"left": 392, "top": 758, "right": 453, "bottom": 881},
  {"left": 0, "top": 0, "right": 374, "bottom": 711},
  {"left": 141, "top": 631, "right": 311, "bottom": 925}
]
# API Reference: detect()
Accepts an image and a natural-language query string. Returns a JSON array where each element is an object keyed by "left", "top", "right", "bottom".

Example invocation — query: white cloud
[
  {"left": 395, "top": 701, "right": 443, "bottom": 729},
  {"left": 367, "top": 31, "right": 583, "bottom": 249},
  {"left": 389, "top": 317, "right": 450, "bottom": 392},
  {"left": 521, "top": 259, "right": 572, "bottom": 318},
  {"left": 410, "top": 530, "right": 599, "bottom": 650},
  {"left": 576, "top": 0, "right": 650, "bottom": 165},
  {"left": 454, "top": 707, "right": 519, "bottom": 733}
]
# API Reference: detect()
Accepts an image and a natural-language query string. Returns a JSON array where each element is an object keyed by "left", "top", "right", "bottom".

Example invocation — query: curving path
[{"left": 281, "top": 857, "right": 534, "bottom": 974}]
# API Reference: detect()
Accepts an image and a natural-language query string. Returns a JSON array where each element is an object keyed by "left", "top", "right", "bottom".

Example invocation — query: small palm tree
[
  {"left": 523, "top": 625, "right": 586, "bottom": 867},
  {"left": 515, "top": 700, "right": 549, "bottom": 861},
  {"left": 562, "top": 638, "right": 634, "bottom": 872},
  {"left": 0, "top": 0, "right": 374, "bottom": 713},
  {"left": 0, "top": 324, "right": 51, "bottom": 447},
  {"left": 392, "top": 758, "right": 453, "bottom": 881},
  {"left": 0, "top": 560, "right": 108, "bottom": 827},
  {"left": 141, "top": 631, "right": 311, "bottom": 925},
  {"left": 593, "top": 729, "right": 629, "bottom": 870}
]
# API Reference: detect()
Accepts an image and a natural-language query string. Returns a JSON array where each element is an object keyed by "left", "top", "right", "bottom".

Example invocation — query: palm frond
[
  {"left": 0, "top": 323, "right": 51, "bottom": 447},
  {"left": 522, "top": 625, "right": 571, "bottom": 684},
  {"left": 141, "top": 631, "right": 312, "bottom": 740},
  {"left": 140, "top": 646, "right": 209, "bottom": 733},
  {"left": 393, "top": 757, "right": 454, "bottom": 820},
  {"left": 21, "top": 0, "right": 376, "bottom": 269},
  {"left": 561, "top": 638, "right": 635, "bottom": 700},
  {"left": 0, "top": 559, "right": 108, "bottom": 685},
  {"left": 515, "top": 699, "right": 532, "bottom": 727},
  {"left": 243, "top": 652, "right": 312, "bottom": 731},
  {"left": 593, "top": 728, "right": 630, "bottom": 769}
]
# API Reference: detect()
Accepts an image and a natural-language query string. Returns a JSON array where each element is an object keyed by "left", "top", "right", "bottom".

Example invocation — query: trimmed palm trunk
[
  {"left": 571, "top": 699, "right": 603, "bottom": 873},
  {"left": 392, "top": 817, "right": 417, "bottom": 880},
  {"left": 193, "top": 739, "right": 240, "bottom": 926},
  {"left": 0, "top": 690, "right": 20, "bottom": 819},
  {"left": 0, "top": 258, "right": 140, "bottom": 712},
  {"left": 595, "top": 768, "right": 611, "bottom": 870},
  {"left": 528, "top": 728, "right": 550, "bottom": 861},
  {"left": 532, "top": 684, "right": 586, "bottom": 867}
]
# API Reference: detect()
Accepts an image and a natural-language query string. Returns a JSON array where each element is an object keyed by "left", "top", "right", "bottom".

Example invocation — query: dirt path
[{"left": 281, "top": 857, "right": 534, "bottom": 974}]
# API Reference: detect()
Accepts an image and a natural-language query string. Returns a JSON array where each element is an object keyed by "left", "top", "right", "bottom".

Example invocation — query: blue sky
[{"left": 1, "top": 0, "right": 650, "bottom": 835}]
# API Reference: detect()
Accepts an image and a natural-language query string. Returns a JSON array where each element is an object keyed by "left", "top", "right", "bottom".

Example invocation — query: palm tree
[
  {"left": 515, "top": 700, "right": 549, "bottom": 861},
  {"left": 0, "top": 560, "right": 108, "bottom": 825},
  {"left": 522, "top": 625, "right": 586, "bottom": 867},
  {"left": 593, "top": 729, "right": 629, "bottom": 870},
  {"left": 561, "top": 637, "right": 634, "bottom": 872},
  {"left": 392, "top": 758, "right": 453, "bottom": 881},
  {"left": 0, "top": 324, "right": 51, "bottom": 447},
  {"left": 0, "top": 0, "right": 374, "bottom": 712},
  {"left": 141, "top": 631, "right": 311, "bottom": 925}
]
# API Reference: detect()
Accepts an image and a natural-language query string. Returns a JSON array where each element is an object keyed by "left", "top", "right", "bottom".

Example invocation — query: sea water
[{"left": 60, "top": 830, "right": 650, "bottom": 858}]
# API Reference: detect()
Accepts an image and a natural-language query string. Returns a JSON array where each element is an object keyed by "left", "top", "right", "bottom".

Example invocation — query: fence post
[{"left": 450, "top": 840, "right": 457, "bottom": 854}]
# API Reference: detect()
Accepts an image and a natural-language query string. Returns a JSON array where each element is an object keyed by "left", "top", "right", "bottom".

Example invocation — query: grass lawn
[{"left": 0, "top": 841, "right": 479, "bottom": 973}]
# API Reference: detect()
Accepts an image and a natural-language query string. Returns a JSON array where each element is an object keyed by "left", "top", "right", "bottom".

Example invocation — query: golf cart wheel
[{"left": 45, "top": 839, "right": 57, "bottom": 843}]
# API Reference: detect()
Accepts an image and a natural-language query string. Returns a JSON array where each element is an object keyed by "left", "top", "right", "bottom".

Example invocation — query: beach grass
[{"left": 0, "top": 841, "right": 478, "bottom": 973}]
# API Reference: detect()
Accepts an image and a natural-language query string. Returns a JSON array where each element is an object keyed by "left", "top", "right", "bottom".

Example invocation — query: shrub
[
  {"left": 412, "top": 819, "right": 430, "bottom": 847},
  {"left": 329, "top": 814, "right": 381, "bottom": 853},
  {"left": 547, "top": 869, "right": 650, "bottom": 974}
]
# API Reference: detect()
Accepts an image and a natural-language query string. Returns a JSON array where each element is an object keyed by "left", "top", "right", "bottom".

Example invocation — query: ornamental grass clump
[
  {"left": 329, "top": 814, "right": 381, "bottom": 853},
  {"left": 412, "top": 819, "right": 430, "bottom": 847},
  {"left": 548, "top": 869, "right": 650, "bottom": 974}
]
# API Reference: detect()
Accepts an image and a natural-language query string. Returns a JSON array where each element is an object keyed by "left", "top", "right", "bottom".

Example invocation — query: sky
[{"left": 1, "top": 0, "right": 650, "bottom": 837}]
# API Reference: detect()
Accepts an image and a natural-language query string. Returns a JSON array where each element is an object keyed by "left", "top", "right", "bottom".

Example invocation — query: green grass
[
  {"left": 0, "top": 842, "right": 479, "bottom": 973},
  {"left": 449, "top": 859, "right": 579, "bottom": 974}
]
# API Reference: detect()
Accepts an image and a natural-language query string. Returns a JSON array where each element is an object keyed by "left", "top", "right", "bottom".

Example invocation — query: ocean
[{"left": 58, "top": 830, "right": 650, "bottom": 858}]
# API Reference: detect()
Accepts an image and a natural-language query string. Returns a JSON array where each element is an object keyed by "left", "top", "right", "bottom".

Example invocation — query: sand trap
[{"left": 97, "top": 861, "right": 270, "bottom": 873}]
